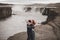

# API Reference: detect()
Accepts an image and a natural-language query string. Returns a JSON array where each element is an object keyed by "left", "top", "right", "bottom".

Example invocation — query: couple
[{"left": 26, "top": 20, "right": 36, "bottom": 40}]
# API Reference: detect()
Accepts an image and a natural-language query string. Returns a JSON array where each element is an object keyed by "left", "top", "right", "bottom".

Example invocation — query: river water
[{"left": 0, "top": 5, "right": 47, "bottom": 40}]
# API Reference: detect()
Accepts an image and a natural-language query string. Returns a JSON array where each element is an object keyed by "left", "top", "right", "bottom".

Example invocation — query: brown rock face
[{"left": 0, "top": 7, "right": 12, "bottom": 20}]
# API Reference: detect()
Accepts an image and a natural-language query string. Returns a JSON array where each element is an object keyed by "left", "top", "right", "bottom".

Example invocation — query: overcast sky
[{"left": 0, "top": 0, "right": 60, "bottom": 4}]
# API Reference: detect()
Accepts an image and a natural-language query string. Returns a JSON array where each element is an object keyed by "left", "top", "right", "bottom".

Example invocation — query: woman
[{"left": 27, "top": 20, "right": 36, "bottom": 40}]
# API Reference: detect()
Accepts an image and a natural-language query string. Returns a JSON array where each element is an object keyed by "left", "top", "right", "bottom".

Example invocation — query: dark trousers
[{"left": 27, "top": 31, "right": 35, "bottom": 40}]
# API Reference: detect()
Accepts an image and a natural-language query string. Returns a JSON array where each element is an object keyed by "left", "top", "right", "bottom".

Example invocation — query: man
[{"left": 27, "top": 20, "right": 35, "bottom": 40}]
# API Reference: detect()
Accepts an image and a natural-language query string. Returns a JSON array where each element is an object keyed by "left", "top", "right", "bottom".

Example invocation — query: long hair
[{"left": 32, "top": 20, "right": 36, "bottom": 25}]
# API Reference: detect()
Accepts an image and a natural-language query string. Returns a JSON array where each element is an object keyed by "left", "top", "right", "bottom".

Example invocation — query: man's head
[{"left": 28, "top": 20, "right": 31, "bottom": 23}]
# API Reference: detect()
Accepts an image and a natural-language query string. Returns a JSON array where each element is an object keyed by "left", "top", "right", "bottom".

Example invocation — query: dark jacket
[
  {"left": 27, "top": 24, "right": 35, "bottom": 40},
  {"left": 27, "top": 24, "right": 34, "bottom": 33}
]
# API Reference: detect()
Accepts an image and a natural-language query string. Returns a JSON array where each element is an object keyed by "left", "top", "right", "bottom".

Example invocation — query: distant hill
[
  {"left": 47, "top": 3, "right": 60, "bottom": 7},
  {"left": 24, "top": 3, "right": 60, "bottom": 8}
]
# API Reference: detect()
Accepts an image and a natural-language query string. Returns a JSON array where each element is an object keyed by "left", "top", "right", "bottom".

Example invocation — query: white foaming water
[{"left": 0, "top": 5, "right": 47, "bottom": 40}]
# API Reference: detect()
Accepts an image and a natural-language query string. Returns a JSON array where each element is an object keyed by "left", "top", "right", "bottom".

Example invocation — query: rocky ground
[{"left": 7, "top": 24, "right": 58, "bottom": 40}]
